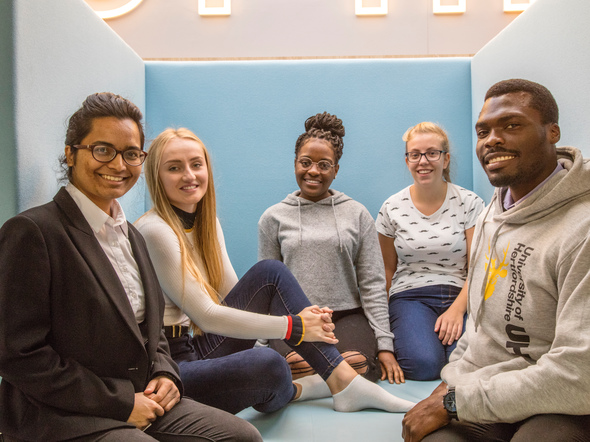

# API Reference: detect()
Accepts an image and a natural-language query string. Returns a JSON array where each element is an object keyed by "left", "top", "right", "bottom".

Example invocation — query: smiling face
[
  {"left": 295, "top": 138, "right": 339, "bottom": 202},
  {"left": 65, "top": 116, "right": 142, "bottom": 215},
  {"left": 158, "top": 137, "right": 209, "bottom": 213},
  {"left": 405, "top": 133, "right": 450, "bottom": 187},
  {"left": 475, "top": 92, "right": 560, "bottom": 201}
]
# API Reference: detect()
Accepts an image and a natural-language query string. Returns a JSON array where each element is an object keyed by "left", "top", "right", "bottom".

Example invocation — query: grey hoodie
[
  {"left": 258, "top": 189, "right": 394, "bottom": 353},
  {"left": 442, "top": 147, "right": 590, "bottom": 422}
]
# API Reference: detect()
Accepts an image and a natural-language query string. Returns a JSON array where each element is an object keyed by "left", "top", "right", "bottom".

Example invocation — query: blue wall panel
[{"left": 146, "top": 59, "right": 473, "bottom": 276}]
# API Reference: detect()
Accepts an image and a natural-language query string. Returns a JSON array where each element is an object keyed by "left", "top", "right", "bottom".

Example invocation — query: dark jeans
[
  {"left": 389, "top": 284, "right": 465, "bottom": 380},
  {"left": 423, "top": 413, "right": 590, "bottom": 441},
  {"left": 271, "top": 307, "right": 380, "bottom": 381},
  {"left": 168, "top": 260, "right": 344, "bottom": 414}
]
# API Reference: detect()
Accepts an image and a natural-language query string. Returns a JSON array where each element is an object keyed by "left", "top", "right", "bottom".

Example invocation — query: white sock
[
  {"left": 293, "top": 374, "right": 332, "bottom": 402},
  {"left": 332, "top": 375, "right": 416, "bottom": 413}
]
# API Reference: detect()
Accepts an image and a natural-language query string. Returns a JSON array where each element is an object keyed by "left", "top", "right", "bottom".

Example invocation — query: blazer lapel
[
  {"left": 53, "top": 188, "right": 144, "bottom": 345},
  {"left": 128, "top": 225, "right": 161, "bottom": 358}
]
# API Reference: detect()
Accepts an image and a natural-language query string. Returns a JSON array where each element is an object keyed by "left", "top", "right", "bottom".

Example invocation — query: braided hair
[{"left": 294, "top": 112, "right": 345, "bottom": 163}]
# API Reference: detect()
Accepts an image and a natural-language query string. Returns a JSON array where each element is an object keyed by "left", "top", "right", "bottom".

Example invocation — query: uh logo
[{"left": 483, "top": 241, "right": 531, "bottom": 358}]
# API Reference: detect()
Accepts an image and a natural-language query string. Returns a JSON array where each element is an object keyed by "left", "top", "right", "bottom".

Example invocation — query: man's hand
[
  {"left": 378, "top": 350, "right": 405, "bottom": 384},
  {"left": 402, "top": 382, "right": 450, "bottom": 442},
  {"left": 143, "top": 375, "right": 181, "bottom": 412}
]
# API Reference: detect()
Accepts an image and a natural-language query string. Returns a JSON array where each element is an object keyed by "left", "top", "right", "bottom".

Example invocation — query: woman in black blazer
[{"left": 0, "top": 93, "right": 260, "bottom": 442}]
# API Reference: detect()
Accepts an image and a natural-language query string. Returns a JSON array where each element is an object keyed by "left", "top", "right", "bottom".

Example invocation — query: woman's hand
[
  {"left": 378, "top": 350, "right": 405, "bottom": 384},
  {"left": 434, "top": 304, "right": 464, "bottom": 346},
  {"left": 298, "top": 305, "right": 338, "bottom": 344}
]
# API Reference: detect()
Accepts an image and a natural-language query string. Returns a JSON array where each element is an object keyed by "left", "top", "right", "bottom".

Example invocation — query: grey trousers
[
  {"left": 67, "top": 397, "right": 262, "bottom": 442},
  {"left": 423, "top": 413, "right": 590, "bottom": 442}
]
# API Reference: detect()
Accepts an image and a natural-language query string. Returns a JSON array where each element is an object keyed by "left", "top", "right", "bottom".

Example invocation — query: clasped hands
[
  {"left": 298, "top": 305, "right": 338, "bottom": 344},
  {"left": 127, "top": 375, "right": 181, "bottom": 430}
]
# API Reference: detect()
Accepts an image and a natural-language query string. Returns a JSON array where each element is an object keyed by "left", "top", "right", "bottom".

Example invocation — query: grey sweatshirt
[
  {"left": 442, "top": 147, "right": 590, "bottom": 423},
  {"left": 258, "top": 189, "right": 394, "bottom": 353}
]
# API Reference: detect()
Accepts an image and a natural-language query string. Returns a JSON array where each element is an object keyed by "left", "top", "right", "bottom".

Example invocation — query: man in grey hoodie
[{"left": 402, "top": 79, "right": 590, "bottom": 441}]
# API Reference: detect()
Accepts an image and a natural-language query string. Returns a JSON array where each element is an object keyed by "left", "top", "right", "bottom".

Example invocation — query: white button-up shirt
[{"left": 66, "top": 183, "right": 146, "bottom": 322}]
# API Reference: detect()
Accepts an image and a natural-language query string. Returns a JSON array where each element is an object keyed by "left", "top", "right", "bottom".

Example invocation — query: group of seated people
[{"left": 0, "top": 78, "right": 589, "bottom": 442}]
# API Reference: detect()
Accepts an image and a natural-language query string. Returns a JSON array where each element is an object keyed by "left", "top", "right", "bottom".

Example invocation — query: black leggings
[{"left": 271, "top": 307, "right": 380, "bottom": 381}]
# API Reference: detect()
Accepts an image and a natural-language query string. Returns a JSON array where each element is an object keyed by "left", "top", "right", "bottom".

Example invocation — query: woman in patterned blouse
[{"left": 376, "top": 122, "right": 485, "bottom": 380}]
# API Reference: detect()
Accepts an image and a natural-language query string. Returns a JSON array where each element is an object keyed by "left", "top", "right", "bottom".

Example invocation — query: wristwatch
[{"left": 443, "top": 387, "right": 458, "bottom": 420}]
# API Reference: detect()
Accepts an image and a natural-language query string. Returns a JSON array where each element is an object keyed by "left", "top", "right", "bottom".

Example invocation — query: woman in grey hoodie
[{"left": 258, "top": 112, "right": 402, "bottom": 385}]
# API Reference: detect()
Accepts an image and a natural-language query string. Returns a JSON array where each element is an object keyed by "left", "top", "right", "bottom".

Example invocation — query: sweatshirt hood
[
  {"left": 281, "top": 189, "right": 352, "bottom": 206},
  {"left": 281, "top": 189, "right": 352, "bottom": 251},
  {"left": 468, "top": 147, "right": 590, "bottom": 330}
]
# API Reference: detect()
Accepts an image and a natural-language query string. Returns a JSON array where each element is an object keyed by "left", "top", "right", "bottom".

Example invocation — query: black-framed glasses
[
  {"left": 72, "top": 144, "right": 147, "bottom": 166},
  {"left": 297, "top": 158, "right": 336, "bottom": 172},
  {"left": 405, "top": 150, "right": 447, "bottom": 163}
]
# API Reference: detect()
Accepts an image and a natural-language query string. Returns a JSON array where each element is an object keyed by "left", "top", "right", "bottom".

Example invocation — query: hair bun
[{"left": 304, "top": 112, "right": 345, "bottom": 138}]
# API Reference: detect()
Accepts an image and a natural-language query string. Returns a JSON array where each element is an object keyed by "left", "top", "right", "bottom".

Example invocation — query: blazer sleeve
[{"left": 0, "top": 215, "right": 136, "bottom": 422}]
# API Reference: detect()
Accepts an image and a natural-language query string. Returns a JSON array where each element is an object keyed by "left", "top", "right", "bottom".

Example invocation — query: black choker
[{"left": 172, "top": 205, "right": 197, "bottom": 230}]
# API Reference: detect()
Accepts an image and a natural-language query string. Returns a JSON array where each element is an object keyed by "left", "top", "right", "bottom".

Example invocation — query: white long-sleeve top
[{"left": 135, "top": 210, "right": 289, "bottom": 339}]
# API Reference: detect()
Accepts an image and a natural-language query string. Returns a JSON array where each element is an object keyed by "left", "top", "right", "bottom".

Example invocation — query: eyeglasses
[
  {"left": 297, "top": 158, "right": 336, "bottom": 172},
  {"left": 405, "top": 150, "right": 447, "bottom": 163},
  {"left": 72, "top": 144, "right": 147, "bottom": 166}
]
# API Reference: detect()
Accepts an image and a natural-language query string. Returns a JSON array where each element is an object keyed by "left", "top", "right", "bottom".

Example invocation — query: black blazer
[{"left": 0, "top": 188, "right": 181, "bottom": 441}]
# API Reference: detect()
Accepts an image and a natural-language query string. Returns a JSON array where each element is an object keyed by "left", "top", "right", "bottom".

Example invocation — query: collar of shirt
[
  {"left": 65, "top": 183, "right": 129, "bottom": 237},
  {"left": 502, "top": 163, "right": 564, "bottom": 211}
]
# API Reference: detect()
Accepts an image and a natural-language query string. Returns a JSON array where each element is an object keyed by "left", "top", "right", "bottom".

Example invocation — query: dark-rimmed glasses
[
  {"left": 297, "top": 158, "right": 336, "bottom": 172},
  {"left": 72, "top": 144, "right": 147, "bottom": 166},
  {"left": 405, "top": 150, "right": 446, "bottom": 163}
]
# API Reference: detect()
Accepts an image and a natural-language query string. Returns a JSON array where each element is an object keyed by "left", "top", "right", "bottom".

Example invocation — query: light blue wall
[
  {"left": 0, "top": 1, "right": 16, "bottom": 226},
  {"left": 12, "top": 0, "right": 146, "bottom": 220},
  {"left": 471, "top": 0, "right": 590, "bottom": 202},
  {"left": 146, "top": 59, "right": 472, "bottom": 276}
]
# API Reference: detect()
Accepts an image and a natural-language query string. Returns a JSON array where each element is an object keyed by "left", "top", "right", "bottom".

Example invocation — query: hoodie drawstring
[
  {"left": 298, "top": 198, "right": 302, "bottom": 246},
  {"left": 295, "top": 194, "right": 343, "bottom": 253},
  {"left": 332, "top": 197, "right": 343, "bottom": 253}
]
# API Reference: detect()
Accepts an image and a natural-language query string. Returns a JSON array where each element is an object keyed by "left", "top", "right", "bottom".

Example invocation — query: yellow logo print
[{"left": 484, "top": 242, "right": 509, "bottom": 300}]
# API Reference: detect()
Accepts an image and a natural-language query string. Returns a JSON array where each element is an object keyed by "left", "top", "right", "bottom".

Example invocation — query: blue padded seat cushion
[{"left": 237, "top": 379, "right": 440, "bottom": 441}]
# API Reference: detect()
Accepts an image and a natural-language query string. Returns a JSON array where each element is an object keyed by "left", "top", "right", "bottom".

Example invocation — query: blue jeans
[
  {"left": 389, "top": 284, "right": 465, "bottom": 381},
  {"left": 168, "top": 260, "right": 344, "bottom": 414}
]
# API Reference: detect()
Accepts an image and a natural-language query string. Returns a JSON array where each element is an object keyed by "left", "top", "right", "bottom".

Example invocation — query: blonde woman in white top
[{"left": 377, "top": 122, "right": 484, "bottom": 380}]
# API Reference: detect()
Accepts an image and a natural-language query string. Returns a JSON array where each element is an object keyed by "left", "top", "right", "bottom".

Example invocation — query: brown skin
[
  {"left": 402, "top": 381, "right": 450, "bottom": 441},
  {"left": 65, "top": 117, "right": 143, "bottom": 216},
  {"left": 402, "top": 92, "right": 562, "bottom": 441},
  {"left": 295, "top": 139, "right": 339, "bottom": 202},
  {"left": 129, "top": 376, "right": 181, "bottom": 429},
  {"left": 475, "top": 92, "right": 561, "bottom": 202},
  {"left": 378, "top": 350, "right": 405, "bottom": 384}
]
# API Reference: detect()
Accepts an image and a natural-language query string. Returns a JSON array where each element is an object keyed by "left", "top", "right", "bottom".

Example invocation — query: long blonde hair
[
  {"left": 143, "top": 128, "right": 223, "bottom": 334},
  {"left": 403, "top": 122, "right": 452, "bottom": 183}
]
